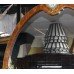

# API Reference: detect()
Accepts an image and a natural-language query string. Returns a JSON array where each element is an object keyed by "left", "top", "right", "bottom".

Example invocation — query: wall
[{"left": 0, "top": 13, "right": 16, "bottom": 35}]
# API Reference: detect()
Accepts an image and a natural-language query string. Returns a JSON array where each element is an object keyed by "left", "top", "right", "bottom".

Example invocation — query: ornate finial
[{"left": 46, "top": 4, "right": 57, "bottom": 9}]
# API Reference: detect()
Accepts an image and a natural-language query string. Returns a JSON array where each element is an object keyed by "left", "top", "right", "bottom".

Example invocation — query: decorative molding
[
  {"left": 3, "top": 4, "right": 74, "bottom": 69},
  {"left": 46, "top": 4, "right": 58, "bottom": 9}
]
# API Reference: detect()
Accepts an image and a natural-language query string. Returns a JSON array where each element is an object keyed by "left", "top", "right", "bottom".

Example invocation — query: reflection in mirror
[{"left": 10, "top": 8, "right": 74, "bottom": 68}]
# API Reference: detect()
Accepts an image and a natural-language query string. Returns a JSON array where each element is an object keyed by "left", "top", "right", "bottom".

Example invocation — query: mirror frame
[{"left": 3, "top": 4, "right": 74, "bottom": 69}]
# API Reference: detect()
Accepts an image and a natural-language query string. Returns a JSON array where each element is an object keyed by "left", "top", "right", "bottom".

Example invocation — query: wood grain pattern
[
  {"left": 0, "top": 37, "right": 10, "bottom": 44},
  {"left": 3, "top": 4, "right": 74, "bottom": 69}
]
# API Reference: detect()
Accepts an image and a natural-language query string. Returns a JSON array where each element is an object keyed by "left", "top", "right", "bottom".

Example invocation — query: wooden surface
[
  {"left": 14, "top": 53, "right": 74, "bottom": 69},
  {"left": 3, "top": 4, "right": 74, "bottom": 69},
  {"left": 0, "top": 36, "right": 10, "bottom": 44}
]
